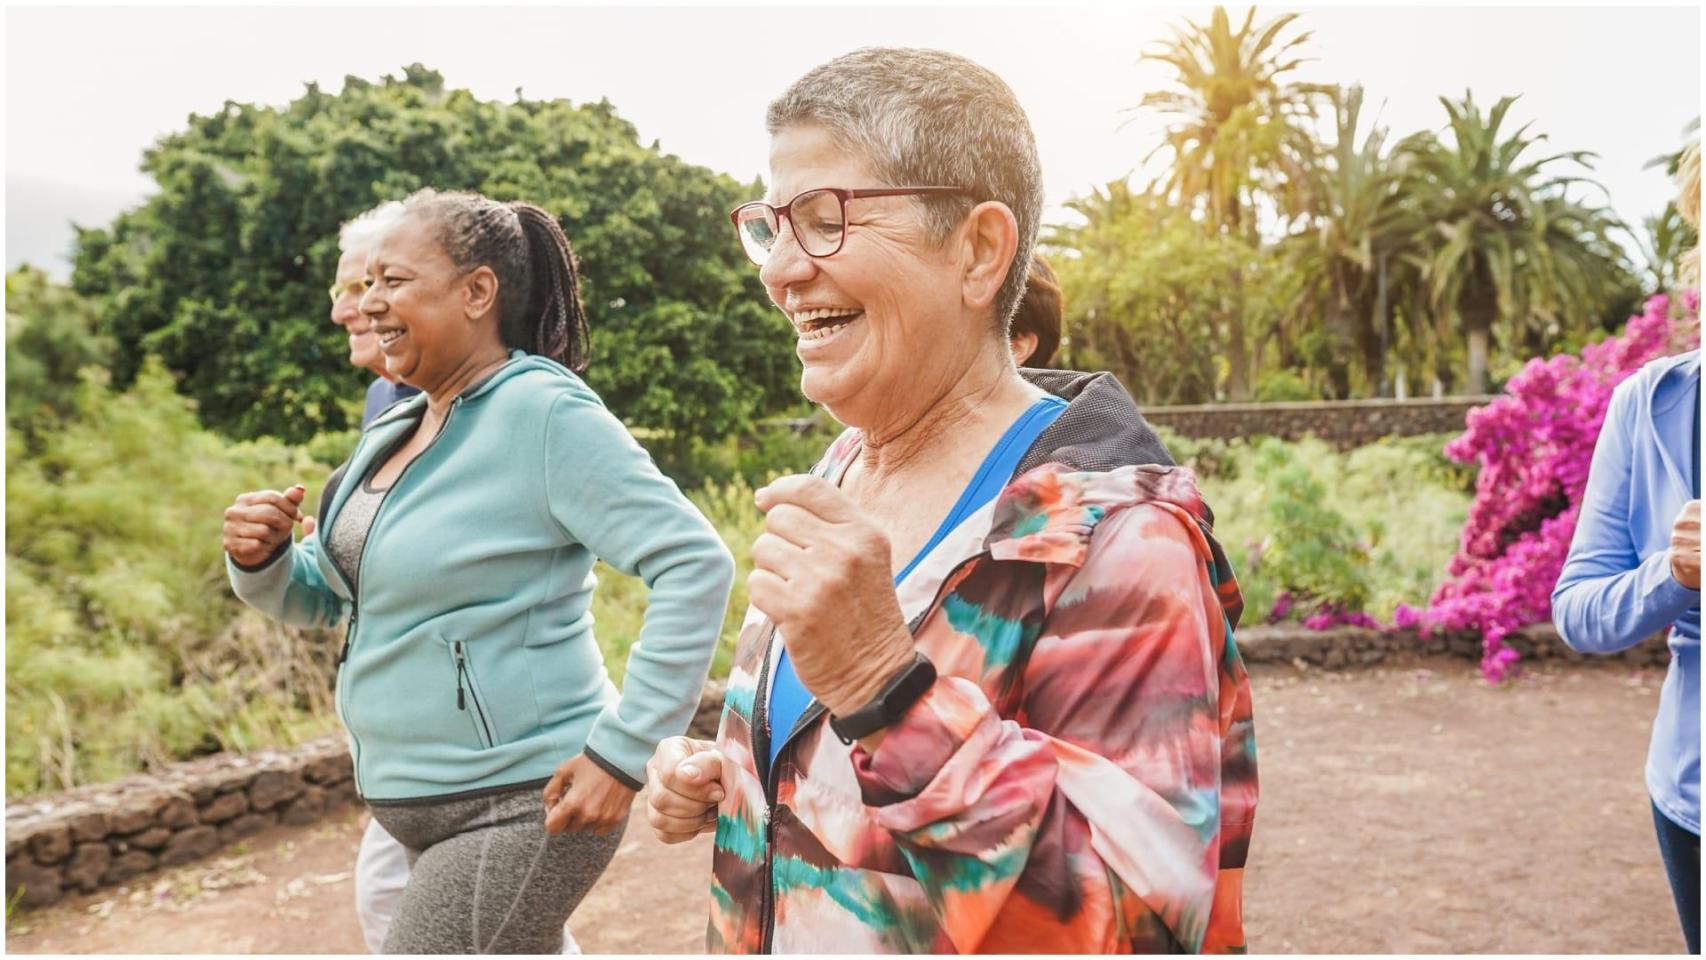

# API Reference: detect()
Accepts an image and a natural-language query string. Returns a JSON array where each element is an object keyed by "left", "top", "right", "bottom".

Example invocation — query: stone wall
[
  {"left": 1142, "top": 396, "right": 1493, "bottom": 449},
  {"left": 5, "top": 738, "right": 354, "bottom": 909},
  {"left": 1236, "top": 622, "right": 1672, "bottom": 670},
  {"left": 4, "top": 622, "right": 1669, "bottom": 908}
]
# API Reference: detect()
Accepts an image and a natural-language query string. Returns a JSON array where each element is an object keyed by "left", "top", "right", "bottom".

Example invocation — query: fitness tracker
[{"left": 828, "top": 652, "right": 938, "bottom": 745}]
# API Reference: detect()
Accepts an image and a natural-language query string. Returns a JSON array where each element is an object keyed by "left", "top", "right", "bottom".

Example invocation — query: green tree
[
  {"left": 1138, "top": 6, "right": 1329, "bottom": 399},
  {"left": 6, "top": 267, "right": 114, "bottom": 441},
  {"left": 1395, "top": 92, "right": 1633, "bottom": 393},
  {"left": 1052, "top": 182, "right": 1293, "bottom": 404},
  {"left": 1279, "top": 85, "right": 1413, "bottom": 398},
  {"left": 71, "top": 65, "right": 797, "bottom": 446},
  {"left": 1636, "top": 202, "right": 1699, "bottom": 297},
  {"left": 1637, "top": 119, "right": 1701, "bottom": 297}
]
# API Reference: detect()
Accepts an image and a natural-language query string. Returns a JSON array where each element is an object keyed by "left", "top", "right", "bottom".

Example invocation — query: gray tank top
[{"left": 326, "top": 472, "right": 388, "bottom": 595}]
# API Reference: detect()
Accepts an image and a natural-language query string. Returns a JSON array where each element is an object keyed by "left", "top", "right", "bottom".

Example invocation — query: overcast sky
[{"left": 6, "top": 4, "right": 1701, "bottom": 277}]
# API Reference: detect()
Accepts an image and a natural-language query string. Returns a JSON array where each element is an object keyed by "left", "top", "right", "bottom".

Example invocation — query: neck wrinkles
[
  {"left": 853, "top": 352, "right": 1034, "bottom": 493},
  {"left": 422, "top": 347, "right": 510, "bottom": 418}
]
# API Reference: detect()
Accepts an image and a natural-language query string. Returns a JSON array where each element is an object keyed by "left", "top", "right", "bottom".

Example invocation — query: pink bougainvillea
[{"left": 1400, "top": 291, "right": 1700, "bottom": 681}]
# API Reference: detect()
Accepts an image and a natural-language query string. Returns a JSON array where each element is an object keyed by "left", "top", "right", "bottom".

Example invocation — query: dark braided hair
[{"left": 399, "top": 188, "right": 591, "bottom": 373}]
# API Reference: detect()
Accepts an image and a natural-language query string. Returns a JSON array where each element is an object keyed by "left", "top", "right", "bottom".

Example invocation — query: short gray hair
[
  {"left": 766, "top": 47, "right": 1044, "bottom": 331},
  {"left": 337, "top": 201, "right": 406, "bottom": 254}
]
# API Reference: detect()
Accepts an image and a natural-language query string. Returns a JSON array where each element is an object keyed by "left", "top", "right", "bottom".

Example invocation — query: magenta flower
[{"left": 1406, "top": 291, "right": 1699, "bottom": 680}]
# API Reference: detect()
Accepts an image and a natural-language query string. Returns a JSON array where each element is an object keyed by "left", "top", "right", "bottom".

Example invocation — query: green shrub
[
  {"left": 6, "top": 360, "right": 338, "bottom": 796},
  {"left": 304, "top": 427, "right": 363, "bottom": 469},
  {"left": 1253, "top": 369, "right": 1324, "bottom": 402},
  {"left": 1185, "top": 433, "right": 1468, "bottom": 623},
  {"left": 6, "top": 267, "right": 113, "bottom": 441}
]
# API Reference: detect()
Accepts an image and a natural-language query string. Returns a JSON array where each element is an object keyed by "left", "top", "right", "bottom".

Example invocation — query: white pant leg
[
  {"left": 354, "top": 817, "right": 412, "bottom": 953},
  {"left": 354, "top": 813, "right": 582, "bottom": 954}
]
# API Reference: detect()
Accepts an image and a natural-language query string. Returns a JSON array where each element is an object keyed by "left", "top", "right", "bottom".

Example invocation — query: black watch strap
[{"left": 828, "top": 653, "right": 937, "bottom": 745}]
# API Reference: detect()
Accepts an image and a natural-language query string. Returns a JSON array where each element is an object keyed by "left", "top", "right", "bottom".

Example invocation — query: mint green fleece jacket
[{"left": 227, "top": 353, "right": 735, "bottom": 802}]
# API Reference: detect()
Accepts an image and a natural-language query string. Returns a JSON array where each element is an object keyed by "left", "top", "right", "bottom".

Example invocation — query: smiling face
[
  {"left": 759, "top": 125, "right": 992, "bottom": 432},
  {"left": 358, "top": 213, "right": 501, "bottom": 394},
  {"left": 331, "top": 247, "right": 384, "bottom": 375}
]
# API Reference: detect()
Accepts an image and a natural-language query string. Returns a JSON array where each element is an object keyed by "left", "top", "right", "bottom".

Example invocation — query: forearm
[
  {"left": 1552, "top": 550, "right": 1698, "bottom": 653},
  {"left": 225, "top": 537, "right": 346, "bottom": 629},
  {"left": 546, "top": 388, "right": 739, "bottom": 784},
  {"left": 585, "top": 532, "right": 736, "bottom": 787}
]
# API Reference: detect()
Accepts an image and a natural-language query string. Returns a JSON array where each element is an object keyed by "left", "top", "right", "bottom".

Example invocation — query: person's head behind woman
[
  {"left": 741, "top": 47, "right": 1045, "bottom": 431},
  {"left": 1009, "top": 253, "right": 1061, "bottom": 367},
  {"left": 333, "top": 201, "right": 406, "bottom": 376},
  {"left": 361, "top": 189, "right": 590, "bottom": 394}
]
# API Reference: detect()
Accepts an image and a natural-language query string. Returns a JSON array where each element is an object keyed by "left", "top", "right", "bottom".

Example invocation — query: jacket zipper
[
  {"left": 332, "top": 398, "right": 464, "bottom": 798},
  {"left": 751, "top": 549, "right": 992, "bottom": 951},
  {"left": 749, "top": 623, "right": 781, "bottom": 954},
  {"left": 454, "top": 641, "right": 495, "bottom": 747}
]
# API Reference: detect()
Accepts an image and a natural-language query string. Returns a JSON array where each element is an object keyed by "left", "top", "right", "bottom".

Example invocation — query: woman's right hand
[
  {"left": 645, "top": 736, "right": 725, "bottom": 844},
  {"left": 223, "top": 484, "right": 309, "bottom": 567}
]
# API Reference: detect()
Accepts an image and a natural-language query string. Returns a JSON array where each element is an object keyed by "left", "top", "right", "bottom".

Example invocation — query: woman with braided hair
[{"left": 221, "top": 189, "right": 735, "bottom": 953}]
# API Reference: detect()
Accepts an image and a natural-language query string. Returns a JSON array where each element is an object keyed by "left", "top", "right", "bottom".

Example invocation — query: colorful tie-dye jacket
[{"left": 708, "top": 372, "right": 1258, "bottom": 954}]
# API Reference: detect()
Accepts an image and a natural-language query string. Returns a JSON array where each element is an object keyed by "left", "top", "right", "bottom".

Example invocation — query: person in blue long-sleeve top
[{"left": 1553, "top": 336, "right": 1701, "bottom": 951}]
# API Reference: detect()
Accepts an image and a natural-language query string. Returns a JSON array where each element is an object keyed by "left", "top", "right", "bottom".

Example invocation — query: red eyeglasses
[{"left": 729, "top": 186, "right": 968, "bottom": 266}]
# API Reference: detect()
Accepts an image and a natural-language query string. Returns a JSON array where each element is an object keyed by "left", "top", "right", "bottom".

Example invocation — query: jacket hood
[
  {"left": 1008, "top": 369, "right": 1242, "bottom": 629},
  {"left": 1016, "top": 369, "right": 1177, "bottom": 475}
]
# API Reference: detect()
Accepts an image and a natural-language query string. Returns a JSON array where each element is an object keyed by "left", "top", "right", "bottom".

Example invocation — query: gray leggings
[{"left": 367, "top": 785, "right": 625, "bottom": 954}]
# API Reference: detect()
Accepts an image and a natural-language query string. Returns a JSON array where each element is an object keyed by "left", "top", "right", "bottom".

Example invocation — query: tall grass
[{"left": 6, "top": 363, "right": 340, "bottom": 795}]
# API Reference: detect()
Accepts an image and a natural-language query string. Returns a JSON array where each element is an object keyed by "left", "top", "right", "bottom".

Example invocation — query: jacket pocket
[{"left": 447, "top": 639, "right": 498, "bottom": 749}]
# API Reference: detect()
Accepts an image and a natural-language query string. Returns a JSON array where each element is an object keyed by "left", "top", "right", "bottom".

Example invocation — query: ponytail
[{"left": 509, "top": 202, "right": 591, "bottom": 374}]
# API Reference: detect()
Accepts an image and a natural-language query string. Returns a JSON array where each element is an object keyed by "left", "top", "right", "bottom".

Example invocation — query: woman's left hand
[
  {"left": 542, "top": 754, "right": 636, "bottom": 835},
  {"left": 749, "top": 475, "right": 917, "bottom": 718}
]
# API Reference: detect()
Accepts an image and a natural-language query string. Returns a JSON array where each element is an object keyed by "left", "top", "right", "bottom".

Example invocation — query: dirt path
[{"left": 6, "top": 656, "right": 1685, "bottom": 954}]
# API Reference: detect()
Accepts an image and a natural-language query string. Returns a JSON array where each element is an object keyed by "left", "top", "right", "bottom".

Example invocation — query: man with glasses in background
[{"left": 327, "top": 202, "right": 417, "bottom": 431}]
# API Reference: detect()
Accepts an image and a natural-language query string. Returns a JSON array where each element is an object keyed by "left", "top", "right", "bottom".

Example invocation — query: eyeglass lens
[{"left": 737, "top": 189, "right": 846, "bottom": 264}]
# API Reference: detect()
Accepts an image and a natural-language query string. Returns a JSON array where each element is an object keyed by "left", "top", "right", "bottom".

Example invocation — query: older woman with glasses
[{"left": 644, "top": 47, "right": 1258, "bottom": 954}]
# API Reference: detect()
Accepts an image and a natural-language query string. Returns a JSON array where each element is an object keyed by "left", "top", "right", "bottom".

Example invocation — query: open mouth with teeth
[
  {"left": 793, "top": 307, "right": 863, "bottom": 342},
  {"left": 375, "top": 326, "right": 408, "bottom": 349}
]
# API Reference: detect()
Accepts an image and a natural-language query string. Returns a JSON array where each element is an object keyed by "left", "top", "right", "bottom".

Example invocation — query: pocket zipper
[{"left": 454, "top": 641, "right": 495, "bottom": 747}]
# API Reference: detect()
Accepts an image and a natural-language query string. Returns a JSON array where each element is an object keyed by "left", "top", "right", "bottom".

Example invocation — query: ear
[
  {"left": 463, "top": 265, "right": 500, "bottom": 324},
  {"left": 1010, "top": 331, "right": 1039, "bottom": 366},
  {"left": 958, "top": 201, "right": 1020, "bottom": 315}
]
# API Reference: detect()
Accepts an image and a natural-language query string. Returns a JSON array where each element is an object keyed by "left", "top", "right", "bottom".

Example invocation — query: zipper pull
[
  {"left": 455, "top": 642, "right": 467, "bottom": 711},
  {"left": 339, "top": 612, "right": 357, "bottom": 665}
]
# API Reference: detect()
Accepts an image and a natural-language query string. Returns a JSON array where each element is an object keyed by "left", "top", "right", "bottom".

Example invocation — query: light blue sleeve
[
  {"left": 1551, "top": 382, "right": 1698, "bottom": 653},
  {"left": 226, "top": 534, "right": 349, "bottom": 630},
  {"left": 542, "top": 386, "right": 736, "bottom": 788}
]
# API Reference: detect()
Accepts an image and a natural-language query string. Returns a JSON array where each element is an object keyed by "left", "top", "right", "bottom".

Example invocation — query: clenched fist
[
  {"left": 223, "top": 484, "right": 308, "bottom": 568},
  {"left": 1672, "top": 499, "right": 1700, "bottom": 590},
  {"left": 644, "top": 736, "right": 724, "bottom": 844},
  {"left": 748, "top": 475, "right": 916, "bottom": 719}
]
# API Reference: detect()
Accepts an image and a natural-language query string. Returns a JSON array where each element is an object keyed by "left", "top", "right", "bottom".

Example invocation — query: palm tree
[
  {"left": 1637, "top": 118, "right": 1701, "bottom": 295},
  {"left": 1636, "top": 203, "right": 1698, "bottom": 296},
  {"left": 1395, "top": 92, "right": 1629, "bottom": 393},
  {"left": 1138, "top": 6, "right": 1329, "bottom": 399},
  {"left": 1281, "top": 84, "right": 1412, "bottom": 397}
]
